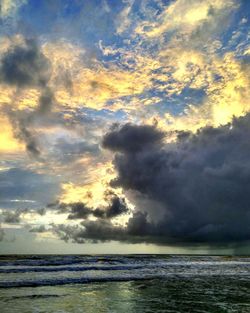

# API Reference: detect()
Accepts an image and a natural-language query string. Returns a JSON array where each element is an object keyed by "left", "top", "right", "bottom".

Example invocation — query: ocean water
[{"left": 0, "top": 255, "right": 250, "bottom": 313}]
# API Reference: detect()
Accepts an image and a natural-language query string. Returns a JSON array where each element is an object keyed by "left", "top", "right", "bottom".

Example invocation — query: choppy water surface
[{"left": 0, "top": 255, "right": 249, "bottom": 312}]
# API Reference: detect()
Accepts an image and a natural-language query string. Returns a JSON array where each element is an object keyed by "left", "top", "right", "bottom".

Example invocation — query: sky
[{"left": 0, "top": 0, "right": 249, "bottom": 254}]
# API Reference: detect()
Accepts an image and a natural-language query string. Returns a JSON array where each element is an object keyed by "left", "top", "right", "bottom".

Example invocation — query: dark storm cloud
[
  {"left": 51, "top": 224, "right": 86, "bottom": 244},
  {"left": 80, "top": 219, "right": 126, "bottom": 242},
  {"left": 54, "top": 209, "right": 160, "bottom": 244},
  {"left": 53, "top": 213, "right": 155, "bottom": 244},
  {"left": 102, "top": 123, "right": 164, "bottom": 153},
  {"left": 66, "top": 203, "right": 92, "bottom": 220},
  {"left": 57, "top": 193, "right": 129, "bottom": 220},
  {"left": 52, "top": 220, "right": 126, "bottom": 244},
  {"left": 0, "top": 38, "right": 51, "bottom": 88},
  {"left": 106, "top": 116, "right": 250, "bottom": 244},
  {"left": 0, "top": 38, "right": 54, "bottom": 157},
  {"left": 103, "top": 190, "right": 129, "bottom": 218},
  {"left": 91, "top": 195, "right": 129, "bottom": 219},
  {"left": 54, "top": 115, "right": 250, "bottom": 245}
]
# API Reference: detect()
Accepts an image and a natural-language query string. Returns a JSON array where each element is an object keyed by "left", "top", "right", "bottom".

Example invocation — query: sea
[{"left": 0, "top": 255, "right": 249, "bottom": 313}]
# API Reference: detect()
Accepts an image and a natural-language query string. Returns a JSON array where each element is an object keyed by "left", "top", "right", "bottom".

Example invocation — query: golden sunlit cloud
[
  {"left": 60, "top": 161, "right": 122, "bottom": 208},
  {"left": 0, "top": 116, "right": 24, "bottom": 153},
  {"left": 135, "top": 0, "right": 238, "bottom": 38},
  {"left": 162, "top": 51, "right": 250, "bottom": 133}
]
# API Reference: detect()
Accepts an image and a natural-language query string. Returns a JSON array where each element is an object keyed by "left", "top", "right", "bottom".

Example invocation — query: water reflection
[{"left": 1, "top": 277, "right": 250, "bottom": 313}]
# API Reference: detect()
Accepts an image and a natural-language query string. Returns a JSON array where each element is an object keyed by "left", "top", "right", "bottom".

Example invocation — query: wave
[
  {"left": 1, "top": 273, "right": 250, "bottom": 289},
  {"left": 0, "top": 255, "right": 143, "bottom": 268},
  {"left": 0, "top": 259, "right": 84, "bottom": 267},
  {"left": 2, "top": 255, "right": 248, "bottom": 268},
  {"left": 2, "top": 294, "right": 62, "bottom": 302},
  {"left": 0, "top": 275, "right": 162, "bottom": 288},
  {"left": 0, "top": 264, "right": 146, "bottom": 273},
  {"left": 0, "top": 256, "right": 128, "bottom": 267},
  {"left": 1, "top": 260, "right": 249, "bottom": 273}
]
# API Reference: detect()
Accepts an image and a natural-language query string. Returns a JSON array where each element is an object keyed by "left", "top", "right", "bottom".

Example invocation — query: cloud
[
  {"left": 0, "top": 38, "right": 55, "bottom": 157},
  {"left": 107, "top": 117, "right": 250, "bottom": 243},
  {"left": 0, "top": 0, "right": 249, "bottom": 252},
  {"left": 43, "top": 40, "right": 155, "bottom": 111},
  {"left": 0, "top": 207, "right": 46, "bottom": 224},
  {"left": 55, "top": 115, "right": 250, "bottom": 245},
  {"left": 65, "top": 202, "right": 92, "bottom": 220},
  {"left": 57, "top": 191, "right": 129, "bottom": 220},
  {"left": 135, "top": 0, "right": 238, "bottom": 40},
  {"left": 52, "top": 220, "right": 126, "bottom": 244},
  {"left": 0, "top": 0, "right": 27, "bottom": 19},
  {"left": 59, "top": 160, "right": 119, "bottom": 207},
  {"left": 29, "top": 225, "right": 47, "bottom": 233},
  {"left": 102, "top": 123, "right": 164, "bottom": 153},
  {"left": 0, "top": 38, "right": 51, "bottom": 88},
  {"left": 116, "top": 0, "right": 134, "bottom": 34},
  {"left": 7, "top": 110, "right": 41, "bottom": 156},
  {"left": 2, "top": 210, "right": 21, "bottom": 223},
  {"left": 0, "top": 226, "right": 4, "bottom": 241},
  {"left": 37, "top": 87, "right": 55, "bottom": 115},
  {"left": 0, "top": 115, "right": 24, "bottom": 153},
  {"left": 103, "top": 191, "right": 129, "bottom": 218}
]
